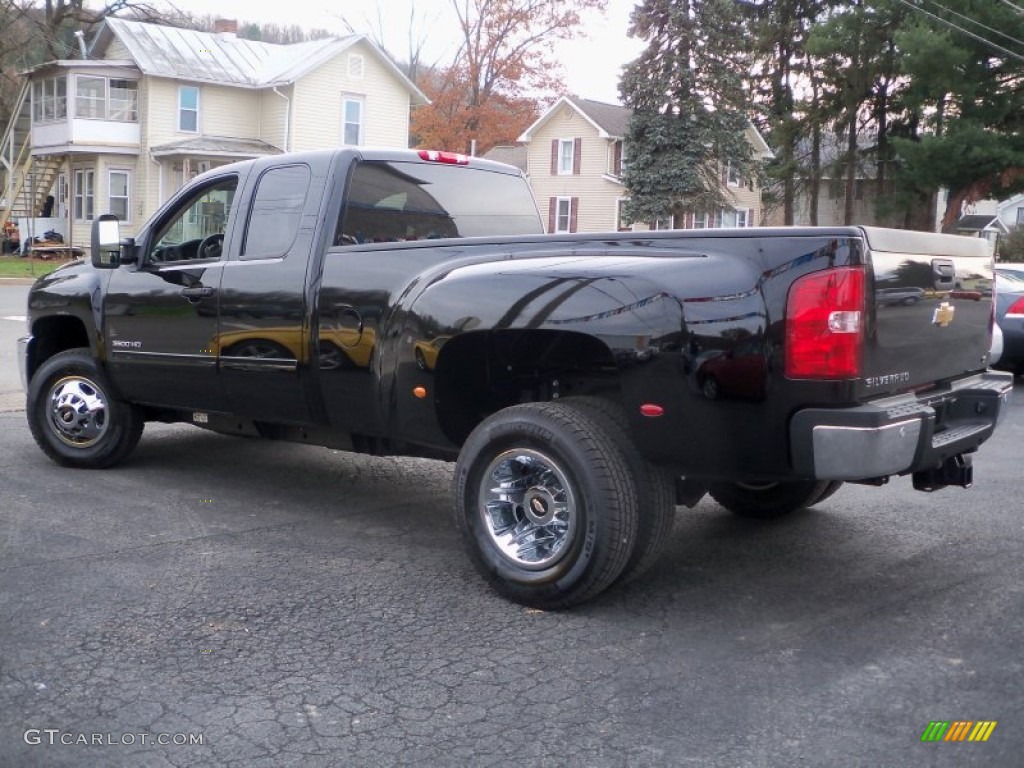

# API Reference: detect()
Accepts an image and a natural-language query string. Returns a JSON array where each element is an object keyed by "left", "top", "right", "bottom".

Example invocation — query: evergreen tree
[
  {"left": 887, "top": 0, "right": 1024, "bottom": 230},
  {"left": 619, "top": 0, "right": 759, "bottom": 225},
  {"left": 747, "top": 0, "right": 832, "bottom": 225}
]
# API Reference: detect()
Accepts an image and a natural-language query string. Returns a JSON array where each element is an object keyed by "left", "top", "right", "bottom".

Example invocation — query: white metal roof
[{"left": 92, "top": 18, "right": 427, "bottom": 101}]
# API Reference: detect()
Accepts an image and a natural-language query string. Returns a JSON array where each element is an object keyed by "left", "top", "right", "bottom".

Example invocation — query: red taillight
[
  {"left": 417, "top": 149, "right": 470, "bottom": 165},
  {"left": 1007, "top": 297, "right": 1024, "bottom": 317},
  {"left": 785, "top": 267, "right": 865, "bottom": 379}
]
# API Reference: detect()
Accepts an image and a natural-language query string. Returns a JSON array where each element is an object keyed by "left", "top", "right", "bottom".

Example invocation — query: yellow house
[
  {"left": 1, "top": 18, "right": 427, "bottom": 249},
  {"left": 513, "top": 95, "right": 771, "bottom": 234}
]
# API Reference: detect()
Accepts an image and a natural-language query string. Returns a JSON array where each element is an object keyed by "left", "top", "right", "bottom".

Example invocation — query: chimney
[
  {"left": 74, "top": 30, "right": 88, "bottom": 59},
  {"left": 213, "top": 19, "right": 238, "bottom": 35}
]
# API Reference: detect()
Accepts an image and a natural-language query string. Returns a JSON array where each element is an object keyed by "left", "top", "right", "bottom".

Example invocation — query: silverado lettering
[
  {"left": 864, "top": 372, "right": 912, "bottom": 388},
  {"left": 17, "top": 148, "right": 1014, "bottom": 608}
]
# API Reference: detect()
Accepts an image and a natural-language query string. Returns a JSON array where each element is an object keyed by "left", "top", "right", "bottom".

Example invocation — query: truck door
[
  {"left": 104, "top": 174, "right": 240, "bottom": 412},
  {"left": 217, "top": 163, "right": 320, "bottom": 424}
]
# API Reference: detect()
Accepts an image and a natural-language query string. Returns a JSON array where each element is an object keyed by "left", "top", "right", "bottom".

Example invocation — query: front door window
[{"left": 149, "top": 177, "right": 237, "bottom": 262}]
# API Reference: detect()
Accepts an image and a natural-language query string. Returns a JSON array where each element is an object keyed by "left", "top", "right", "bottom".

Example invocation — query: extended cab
[{"left": 18, "top": 148, "right": 1013, "bottom": 608}]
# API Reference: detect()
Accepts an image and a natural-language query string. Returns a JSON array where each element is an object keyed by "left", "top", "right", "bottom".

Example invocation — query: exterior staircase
[{"left": 2, "top": 81, "right": 61, "bottom": 232}]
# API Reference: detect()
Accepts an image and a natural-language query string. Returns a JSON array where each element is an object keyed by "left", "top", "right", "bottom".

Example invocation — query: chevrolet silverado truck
[{"left": 17, "top": 148, "right": 1013, "bottom": 608}]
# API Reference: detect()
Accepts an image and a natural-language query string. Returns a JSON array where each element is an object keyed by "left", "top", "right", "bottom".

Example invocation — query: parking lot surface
[{"left": 2, "top": 287, "right": 1023, "bottom": 766}]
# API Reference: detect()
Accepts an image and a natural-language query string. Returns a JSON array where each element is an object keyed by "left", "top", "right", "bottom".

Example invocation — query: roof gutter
[{"left": 272, "top": 86, "right": 290, "bottom": 153}]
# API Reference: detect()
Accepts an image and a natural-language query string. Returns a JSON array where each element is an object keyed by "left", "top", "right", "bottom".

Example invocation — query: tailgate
[{"left": 860, "top": 227, "right": 994, "bottom": 398}]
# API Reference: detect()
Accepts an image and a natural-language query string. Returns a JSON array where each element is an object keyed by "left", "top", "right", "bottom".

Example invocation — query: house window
[
  {"left": 342, "top": 96, "right": 363, "bottom": 145},
  {"left": 347, "top": 54, "right": 364, "bottom": 79},
  {"left": 616, "top": 198, "right": 632, "bottom": 231},
  {"left": 652, "top": 215, "right": 675, "bottom": 230},
  {"left": 725, "top": 161, "right": 741, "bottom": 188},
  {"left": 55, "top": 77, "right": 67, "bottom": 119},
  {"left": 42, "top": 79, "right": 54, "bottom": 121},
  {"left": 719, "top": 208, "right": 753, "bottom": 228},
  {"left": 76, "top": 76, "right": 105, "bottom": 119},
  {"left": 108, "top": 170, "right": 130, "bottom": 221},
  {"left": 73, "top": 168, "right": 94, "bottom": 221},
  {"left": 178, "top": 86, "right": 199, "bottom": 132},
  {"left": 109, "top": 80, "right": 138, "bottom": 121},
  {"left": 693, "top": 212, "right": 708, "bottom": 229},
  {"left": 550, "top": 196, "right": 577, "bottom": 233},
  {"left": 56, "top": 173, "right": 68, "bottom": 218},
  {"left": 33, "top": 77, "right": 67, "bottom": 123},
  {"left": 556, "top": 198, "right": 572, "bottom": 232},
  {"left": 558, "top": 139, "right": 575, "bottom": 175}
]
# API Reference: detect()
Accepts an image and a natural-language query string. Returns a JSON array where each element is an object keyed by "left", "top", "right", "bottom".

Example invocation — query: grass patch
[{"left": 0, "top": 256, "right": 72, "bottom": 278}]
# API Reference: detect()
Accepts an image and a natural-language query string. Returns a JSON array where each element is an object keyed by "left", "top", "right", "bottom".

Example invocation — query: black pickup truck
[{"left": 18, "top": 148, "right": 1013, "bottom": 608}]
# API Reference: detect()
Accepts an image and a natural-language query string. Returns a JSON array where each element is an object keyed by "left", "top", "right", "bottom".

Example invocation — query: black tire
[
  {"left": 27, "top": 348, "right": 144, "bottom": 469},
  {"left": 811, "top": 480, "right": 844, "bottom": 506},
  {"left": 454, "top": 402, "right": 639, "bottom": 609},
  {"left": 709, "top": 479, "right": 831, "bottom": 520},
  {"left": 562, "top": 397, "right": 675, "bottom": 584},
  {"left": 700, "top": 374, "right": 720, "bottom": 400}
]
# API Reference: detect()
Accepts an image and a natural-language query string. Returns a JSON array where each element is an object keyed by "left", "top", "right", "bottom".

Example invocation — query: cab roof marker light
[{"left": 417, "top": 150, "right": 470, "bottom": 165}]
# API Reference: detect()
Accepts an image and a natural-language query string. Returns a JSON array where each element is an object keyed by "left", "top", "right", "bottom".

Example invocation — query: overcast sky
[{"left": 157, "top": 0, "right": 645, "bottom": 104}]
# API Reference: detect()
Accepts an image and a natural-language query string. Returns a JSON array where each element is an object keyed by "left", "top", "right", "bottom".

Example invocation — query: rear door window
[{"left": 242, "top": 164, "right": 311, "bottom": 260}]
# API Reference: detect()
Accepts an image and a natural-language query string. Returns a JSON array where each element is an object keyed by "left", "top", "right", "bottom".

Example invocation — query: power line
[
  {"left": 995, "top": 0, "right": 1024, "bottom": 15},
  {"left": 893, "top": 0, "right": 1024, "bottom": 63},
  {"left": 922, "top": 0, "right": 1024, "bottom": 50}
]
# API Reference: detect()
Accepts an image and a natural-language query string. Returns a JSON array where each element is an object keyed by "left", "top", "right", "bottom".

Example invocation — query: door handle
[{"left": 181, "top": 286, "right": 216, "bottom": 300}]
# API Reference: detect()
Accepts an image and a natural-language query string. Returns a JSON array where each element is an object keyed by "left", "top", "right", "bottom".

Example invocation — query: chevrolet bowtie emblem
[{"left": 932, "top": 301, "right": 955, "bottom": 328}]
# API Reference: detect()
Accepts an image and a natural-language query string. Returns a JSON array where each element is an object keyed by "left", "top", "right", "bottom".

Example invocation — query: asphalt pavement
[{"left": 1, "top": 281, "right": 1023, "bottom": 766}]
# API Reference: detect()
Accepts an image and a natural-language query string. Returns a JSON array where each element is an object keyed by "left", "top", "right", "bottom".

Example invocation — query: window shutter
[
  {"left": 550, "top": 140, "right": 559, "bottom": 175},
  {"left": 573, "top": 138, "right": 582, "bottom": 175},
  {"left": 613, "top": 142, "right": 622, "bottom": 176},
  {"left": 570, "top": 197, "right": 579, "bottom": 233},
  {"left": 548, "top": 197, "right": 556, "bottom": 233}
]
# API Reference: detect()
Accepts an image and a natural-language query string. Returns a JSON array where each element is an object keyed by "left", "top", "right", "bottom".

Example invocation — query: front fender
[{"left": 25, "top": 261, "right": 108, "bottom": 380}]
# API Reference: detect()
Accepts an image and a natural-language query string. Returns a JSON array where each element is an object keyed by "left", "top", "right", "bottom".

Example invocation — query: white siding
[
  {"left": 259, "top": 86, "right": 290, "bottom": 151},
  {"left": 526, "top": 110, "right": 624, "bottom": 233},
  {"left": 103, "top": 39, "right": 132, "bottom": 60},
  {"left": 291, "top": 41, "right": 411, "bottom": 150},
  {"left": 202, "top": 85, "right": 261, "bottom": 139},
  {"left": 527, "top": 106, "right": 766, "bottom": 232}
]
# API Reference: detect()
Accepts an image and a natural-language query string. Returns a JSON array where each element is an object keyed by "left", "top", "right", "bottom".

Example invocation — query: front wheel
[
  {"left": 709, "top": 479, "right": 832, "bottom": 520},
  {"left": 454, "top": 402, "right": 639, "bottom": 609},
  {"left": 27, "top": 348, "right": 144, "bottom": 468}
]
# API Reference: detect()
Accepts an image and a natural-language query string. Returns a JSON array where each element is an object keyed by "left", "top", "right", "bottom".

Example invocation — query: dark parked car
[{"left": 995, "top": 274, "right": 1024, "bottom": 374}]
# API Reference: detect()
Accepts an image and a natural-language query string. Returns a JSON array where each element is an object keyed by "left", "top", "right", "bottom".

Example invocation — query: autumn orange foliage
[{"left": 411, "top": 0, "right": 606, "bottom": 156}]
